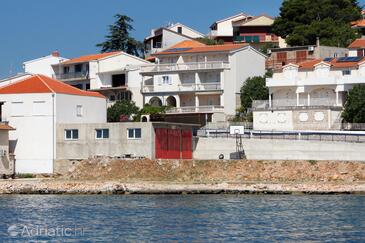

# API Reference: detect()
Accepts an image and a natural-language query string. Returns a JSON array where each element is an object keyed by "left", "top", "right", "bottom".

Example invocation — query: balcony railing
[
  {"left": 252, "top": 98, "right": 340, "bottom": 110},
  {"left": 166, "top": 105, "right": 224, "bottom": 114},
  {"left": 142, "top": 82, "right": 222, "bottom": 93},
  {"left": 53, "top": 71, "right": 89, "bottom": 81},
  {"left": 140, "top": 61, "right": 229, "bottom": 73}
]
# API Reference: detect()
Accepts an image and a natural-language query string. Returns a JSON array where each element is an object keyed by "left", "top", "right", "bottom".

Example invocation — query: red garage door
[
  {"left": 182, "top": 130, "right": 192, "bottom": 159},
  {"left": 155, "top": 128, "right": 192, "bottom": 159}
]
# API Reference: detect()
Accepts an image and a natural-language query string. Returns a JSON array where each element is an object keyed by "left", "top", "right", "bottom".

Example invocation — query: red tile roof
[
  {"left": 0, "top": 123, "right": 15, "bottom": 130},
  {"left": 293, "top": 57, "right": 365, "bottom": 70},
  {"left": 61, "top": 51, "right": 122, "bottom": 65},
  {"left": 0, "top": 75, "right": 105, "bottom": 98},
  {"left": 348, "top": 39, "right": 365, "bottom": 48},
  {"left": 351, "top": 19, "right": 365, "bottom": 28},
  {"left": 155, "top": 40, "right": 248, "bottom": 55}
]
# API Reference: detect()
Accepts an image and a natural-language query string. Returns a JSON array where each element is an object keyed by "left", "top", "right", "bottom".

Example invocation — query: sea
[{"left": 0, "top": 194, "right": 364, "bottom": 242}]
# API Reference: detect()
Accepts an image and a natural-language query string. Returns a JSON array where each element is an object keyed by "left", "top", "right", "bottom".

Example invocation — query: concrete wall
[
  {"left": 56, "top": 123, "right": 154, "bottom": 160},
  {"left": 55, "top": 94, "right": 107, "bottom": 124},
  {"left": 253, "top": 108, "right": 342, "bottom": 131},
  {"left": 226, "top": 47, "right": 266, "bottom": 115},
  {"left": 194, "top": 137, "right": 365, "bottom": 161}
]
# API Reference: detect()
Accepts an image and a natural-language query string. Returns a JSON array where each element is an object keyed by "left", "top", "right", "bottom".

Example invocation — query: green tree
[
  {"left": 134, "top": 104, "right": 166, "bottom": 121},
  {"left": 97, "top": 14, "right": 144, "bottom": 57},
  {"left": 272, "top": 0, "right": 362, "bottom": 47},
  {"left": 342, "top": 85, "right": 365, "bottom": 123},
  {"left": 239, "top": 74, "right": 270, "bottom": 113},
  {"left": 107, "top": 100, "right": 140, "bottom": 122}
]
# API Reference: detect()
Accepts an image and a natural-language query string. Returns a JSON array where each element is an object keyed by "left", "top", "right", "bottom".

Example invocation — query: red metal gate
[{"left": 155, "top": 128, "right": 192, "bottom": 159}]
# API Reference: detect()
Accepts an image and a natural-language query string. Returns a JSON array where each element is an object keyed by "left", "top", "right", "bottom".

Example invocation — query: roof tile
[
  {"left": 61, "top": 51, "right": 121, "bottom": 65},
  {"left": 0, "top": 75, "right": 105, "bottom": 98}
]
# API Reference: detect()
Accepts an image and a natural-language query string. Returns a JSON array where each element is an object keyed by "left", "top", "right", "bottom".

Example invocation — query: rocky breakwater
[{"left": 0, "top": 158, "right": 365, "bottom": 194}]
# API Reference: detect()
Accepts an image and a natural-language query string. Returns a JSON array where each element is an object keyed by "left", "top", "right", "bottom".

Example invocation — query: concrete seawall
[{"left": 194, "top": 138, "right": 365, "bottom": 161}]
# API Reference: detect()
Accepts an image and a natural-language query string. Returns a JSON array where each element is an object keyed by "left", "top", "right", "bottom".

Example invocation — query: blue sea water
[{"left": 0, "top": 194, "right": 364, "bottom": 242}]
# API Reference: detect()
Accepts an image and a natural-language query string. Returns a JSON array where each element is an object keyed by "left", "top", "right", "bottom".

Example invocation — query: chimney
[
  {"left": 316, "top": 37, "right": 320, "bottom": 48},
  {"left": 51, "top": 51, "right": 60, "bottom": 57}
]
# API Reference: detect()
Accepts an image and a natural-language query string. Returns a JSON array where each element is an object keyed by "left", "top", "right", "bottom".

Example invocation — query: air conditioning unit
[
  {"left": 141, "top": 115, "right": 150, "bottom": 122},
  {"left": 308, "top": 46, "right": 315, "bottom": 51},
  {"left": 267, "top": 49, "right": 272, "bottom": 55}
]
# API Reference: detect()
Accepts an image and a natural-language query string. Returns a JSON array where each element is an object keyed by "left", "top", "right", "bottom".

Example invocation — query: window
[
  {"left": 162, "top": 75, "right": 171, "bottom": 85},
  {"left": 65, "top": 129, "right": 79, "bottom": 140},
  {"left": 95, "top": 129, "right": 109, "bottom": 139},
  {"left": 177, "top": 26, "right": 182, "bottom": 34},
  {"left": 76, "top": 105, "right": 83, "bottom": 117},
  {"left": 72, "top": 84, "right": 83, "bottom": 90},
  {"left": 75, "top": 64, "right": 83, "bottom": 73},
  {"left": 127, "top": 128, "right": 142, "bottom": 139},
  {"left": 32, "top": 101, "right": 46, "bottom": 116},
  {"left": 342, "top": 69, "right": 351, "bottom": 76},
  {"left": 86, "top": 84, "right": 90, "bottom": 90},
  {"left": 11, "top": 101, "right": 24, "bottom": 117},
  {"left": 63, "top": 66, "right": 70, "bottom": 74},
  {"left": 112, "top": 74, "right": 126, "bottom": 87}
]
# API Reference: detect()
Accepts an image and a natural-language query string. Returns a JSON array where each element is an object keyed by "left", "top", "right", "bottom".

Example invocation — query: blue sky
[{"left": 0, "top": 0, "right": 364, "bottom": 78}]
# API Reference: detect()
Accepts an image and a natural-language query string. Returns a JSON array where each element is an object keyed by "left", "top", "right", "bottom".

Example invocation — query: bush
[
  {"left": 342, "top": 84, "right": 365, "bottom": 123},
  {"left": 107, "top": 100, "right": 139, "bottom": 122}
]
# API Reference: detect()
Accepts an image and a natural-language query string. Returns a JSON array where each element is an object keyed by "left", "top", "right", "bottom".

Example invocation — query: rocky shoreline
[{"left": 0, "top": 179, "right": 365, "bottom": 195}]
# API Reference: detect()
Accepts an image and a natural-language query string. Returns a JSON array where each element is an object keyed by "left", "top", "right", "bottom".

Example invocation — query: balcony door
[{"left": 112, "top": 74, "right": 126, "bottom": 87}]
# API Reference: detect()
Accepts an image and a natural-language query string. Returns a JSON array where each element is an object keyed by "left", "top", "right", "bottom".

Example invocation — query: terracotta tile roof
[
  {"left": 0, "top": 123, "right": 15, "bottom": 130},
  {"left": 155, "top": 41, "right": 248, "bottom": 55},
  {"left": 169, "top": 40, "right": 206, "bottom": 49},
  {"left": 351, "top": 19, "right": 365, "bottom": 28},
  {"left": 348, "top": 39, "right": 365, "bottom": 48},
  {"left": 61, "top": 51, "right": 121, "bottom": 65},
  {"left": 0, "top": 75, "right": 105, "bottom": 98},
  {"left": 294, "top": 57, "right": 365, "bottom": 70}
]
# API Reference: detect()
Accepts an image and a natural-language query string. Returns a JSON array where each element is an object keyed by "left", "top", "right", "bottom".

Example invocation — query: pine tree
[{"left": 97, "top": 14, "right": 144, "bottom": 57}]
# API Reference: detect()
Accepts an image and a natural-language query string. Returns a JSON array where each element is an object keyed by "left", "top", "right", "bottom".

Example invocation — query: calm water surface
[{"left": 0, "top": 195, "right": 364, "bottom": 242}]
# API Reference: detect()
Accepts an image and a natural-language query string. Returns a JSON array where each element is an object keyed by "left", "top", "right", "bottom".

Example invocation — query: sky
[{"left": 0, "top": 0, "right": 364, "bottom": 78}]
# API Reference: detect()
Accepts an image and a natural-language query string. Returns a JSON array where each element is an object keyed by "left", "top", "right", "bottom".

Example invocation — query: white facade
[
  {"left": 140, "top": 45, "right": 266, "bottom": 120},
  {"left": 253, "top": 59, "right": 365, "bottom": 131},
  {"left": 23, "top": 52, "right": 68, "bottom": 77},
  {"left": 0, "top": 76, "right": 106, "bottom": 174},
  {"left": 52, "top": 52, "right": 149, "bottom": 108},
  {"left": 144, "top": 23, "right": 205, "bottom": 56},
  {"left": 210, "top": 13, "right": 251, "bottom": 37}
]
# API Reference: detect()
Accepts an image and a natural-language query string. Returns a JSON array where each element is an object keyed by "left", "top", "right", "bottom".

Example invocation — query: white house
[
  {"left": 144, "top": 23, "right": 205, "bottom": 57},
  {"left": 51, "top": 51, "right": 150, "bottom": 107},
  {"left": 0, "top": 74, "right": 106, "bottom": 173},
  {"left": 23, "top": 51, "right": 68, "bottom": 77},
  {"left": 253, "top": 57, "right": 365, "bottom": 131},
  {"left": 140, "top": 40, "right": 266, "bottom": 123},
  {"left": 348, "top": 38, "right": 365, "bottom": 57},
  {"left": 209, "top": 13, "right": 252, "bottom": 42}
]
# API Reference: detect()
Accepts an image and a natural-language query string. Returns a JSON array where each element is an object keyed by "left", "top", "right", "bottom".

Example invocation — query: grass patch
[
  {"left": 308, "top": 160, "right": 317, "bottom": 165},
  {"left": 16, "top": 173, "right": 36, "bottom": 179}
]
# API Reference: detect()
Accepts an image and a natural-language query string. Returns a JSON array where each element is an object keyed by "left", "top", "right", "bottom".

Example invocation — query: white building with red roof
[
  {"left": 140, "top": 40, "right": 266, "bottom": 124},
  {"left": 0, "top": 74, "right": 106, "bottom": 173},
  {"left": 253, "top": 56, "right": 365, "bottom": 131}
]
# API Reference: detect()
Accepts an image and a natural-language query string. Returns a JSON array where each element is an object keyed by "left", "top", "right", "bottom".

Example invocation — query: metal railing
[
  {"left": 142, "top": 82, "right": 222, "bottom": 93},
  {"left": 165, "top": 105, "right": 224, "bottom": 114},
  {"left": 140, "top": 61, "right": 230, "bottom": 73},
  {"left": 197, "top": 129, "right": 365, "bottom": 143},
  {"left": 53, "top": 71, "right": 89, "bottom": 80}
]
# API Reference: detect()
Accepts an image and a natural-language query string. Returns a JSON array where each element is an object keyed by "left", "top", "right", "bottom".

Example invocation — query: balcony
[
  {"left": 142, "top": 82, "right": 222, "bottom": 93},
  {"left": 165, "top": 105, "right": 224, "bottom": 114},
  {"left": 53, "top": 71, "right": 89, "bottom": 81},
  {"left": 140, "top": 62, "right": 230, "bottom": 74},
  {"left": 252, "top": 98, "right": 339, "bottom": 110}
]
